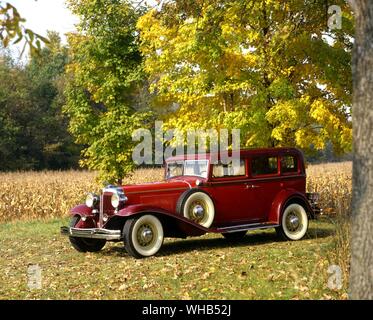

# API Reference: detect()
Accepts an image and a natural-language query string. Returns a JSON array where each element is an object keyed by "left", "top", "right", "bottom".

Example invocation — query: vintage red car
[{"left": 61, "top": 147, "right": 321, "bottom": 258}]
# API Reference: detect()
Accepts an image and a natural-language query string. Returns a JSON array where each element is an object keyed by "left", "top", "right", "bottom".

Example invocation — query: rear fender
[{"left": 268, "top": 189, "right": 314, "bottom": 224}]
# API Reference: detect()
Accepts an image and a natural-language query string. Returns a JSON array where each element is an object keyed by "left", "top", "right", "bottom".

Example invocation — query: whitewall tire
[
  {"left": 278, "top": 203, "right": 308, "bottom": 241},
  {"left": 123, "top": 215, "right": 164, "bottom": 258}
]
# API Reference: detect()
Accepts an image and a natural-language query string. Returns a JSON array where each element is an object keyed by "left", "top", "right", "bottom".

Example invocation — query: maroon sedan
[{"left": 61, "top": 148, "right": 320, "bottom": 258}]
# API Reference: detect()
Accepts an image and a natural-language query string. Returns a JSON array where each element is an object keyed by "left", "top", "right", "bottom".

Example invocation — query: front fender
[
  {"left": 268, "top": 189, "right": 314, "bottom": 224},
  {"left": 116, "top": 204, "right": 171, "bottom": 217},
  {"left": 70, "top": 204, "right": 94, "bottom": 217},
  {"left": 117, "top": 204, "right": 208, "bottom": 237}
]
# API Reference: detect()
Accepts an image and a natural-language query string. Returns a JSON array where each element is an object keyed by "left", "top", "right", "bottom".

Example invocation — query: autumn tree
[
  {"left": 138, "top": 0, "right": 353, "bottom": 154},
  {"left": 348, "top": 0, "right": 373, "bottom": 299},
  {"left": 64, "top": 0, "right": 152, "bottom": 183}
]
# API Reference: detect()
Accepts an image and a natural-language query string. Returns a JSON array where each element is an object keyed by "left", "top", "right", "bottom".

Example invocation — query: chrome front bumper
[{"left": 61, "top": 226, "right": 122, "bottom": 240}]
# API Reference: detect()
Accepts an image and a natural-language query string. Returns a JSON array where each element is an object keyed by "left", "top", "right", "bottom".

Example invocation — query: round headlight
[
  {"left": 86, "top": 193, "right": 99, "bottom": 208},
  {"left": 111, "top": 191, "right": 128, "bottom": 209},
  {"left": 111, "top": 193, "right": 120, "bottom": 209}
]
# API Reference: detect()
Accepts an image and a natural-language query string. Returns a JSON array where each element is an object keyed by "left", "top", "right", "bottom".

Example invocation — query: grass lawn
[{"left": 0, "top": 218, "right": 347, "bottom": 300}]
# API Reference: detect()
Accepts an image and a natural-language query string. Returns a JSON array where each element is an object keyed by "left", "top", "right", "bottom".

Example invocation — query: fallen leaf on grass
[{"left": 118, "top": 284, "right": 127, "bottom": 291}]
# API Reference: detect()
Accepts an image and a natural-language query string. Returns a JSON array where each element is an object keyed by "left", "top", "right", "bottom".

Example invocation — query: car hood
[{"left": 121, "top": 177, "right": 203, "bottom": 195}]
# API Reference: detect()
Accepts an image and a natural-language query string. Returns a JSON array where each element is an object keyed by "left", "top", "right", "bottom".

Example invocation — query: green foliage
[
  {"left": 0, "top": 1, "right": 49, "bottom": 55},
  {"left": 138, "top": 0, "right": 353, "bottom": 154},
  {"left": 64, "top": 0, "right": 152, "bottom": 183},
  {"left": 0, "top": 32, "right": 79, "bottom": 170},
  {"left": 0, "top": 52, "right": 31, "bottom": 169}
]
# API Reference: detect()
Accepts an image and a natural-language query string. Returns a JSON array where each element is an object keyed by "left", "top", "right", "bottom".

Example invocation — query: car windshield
[{"left": 166, "top": 160, "right": 209, "bottom": 179}]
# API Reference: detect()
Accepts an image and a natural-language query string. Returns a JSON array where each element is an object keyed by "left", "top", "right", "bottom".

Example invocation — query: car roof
[{"left": 166, "top": 147, "right": 302, "bottom": 162}]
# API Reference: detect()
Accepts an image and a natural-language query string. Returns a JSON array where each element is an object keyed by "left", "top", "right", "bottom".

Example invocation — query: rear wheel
[
  {"left": 276, "top": 203, "right": 308, "bottom": 240},
  {"left": 69, "top": 216, "right": 106, "bottom": 252},
  {"left": 123, "top": 215, "right": 164, "bottom": 259},
  {"left": 222, "top": 231, "right": 247, "bottom": 241}
]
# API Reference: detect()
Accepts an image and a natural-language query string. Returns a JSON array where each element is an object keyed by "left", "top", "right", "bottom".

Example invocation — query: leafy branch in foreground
[{"left": 0, "top": 1, "right": 49, "bottom": 55}]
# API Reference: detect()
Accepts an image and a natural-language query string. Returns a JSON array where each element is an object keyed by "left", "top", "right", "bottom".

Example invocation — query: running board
[{"left": 216, "top": 223, "right": 279, "bottom": 233}]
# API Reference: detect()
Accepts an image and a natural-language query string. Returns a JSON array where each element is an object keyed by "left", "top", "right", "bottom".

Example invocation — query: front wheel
[
  {"left": 123, "top": 215, "right": 164, "bottom": 259},
  {"left": 69, "top": 216, "right": 106, "bottom": 252},
  {"left": 276, "top": 203, "right": 309, "bottom": 241}
]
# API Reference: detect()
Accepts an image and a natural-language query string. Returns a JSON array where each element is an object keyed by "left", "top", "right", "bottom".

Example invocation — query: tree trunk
[{"left": 349, "top": 0, "right": 373, "bottom": 300}]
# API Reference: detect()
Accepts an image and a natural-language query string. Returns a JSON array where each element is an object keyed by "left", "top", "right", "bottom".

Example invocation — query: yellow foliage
[{"left": 137, "top": 1, "right": 353, "bottom": 154}]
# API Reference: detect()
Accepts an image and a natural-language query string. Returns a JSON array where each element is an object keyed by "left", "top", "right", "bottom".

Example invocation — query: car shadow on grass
[
  {"left": 102, "top": 224, "right": 335, "bottom": 258},
  {"left": 159, "top": 225, "right": 334, "bottom": 256}
]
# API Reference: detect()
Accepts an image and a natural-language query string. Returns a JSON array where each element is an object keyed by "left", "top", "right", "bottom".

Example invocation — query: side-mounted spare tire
[{"left": 176, "top": 189, "right": 215, "bottom": 228}]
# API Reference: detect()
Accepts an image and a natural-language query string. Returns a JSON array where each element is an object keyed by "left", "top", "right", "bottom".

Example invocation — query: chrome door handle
[{"left": 245, "top": 184, "right": 260, "bottom": 189}]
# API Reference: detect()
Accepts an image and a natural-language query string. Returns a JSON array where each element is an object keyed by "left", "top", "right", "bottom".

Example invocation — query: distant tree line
[
  {"left": 305, "top": 142, "right": 353, "bottom": 163},
  {"left": 0, "top": 32, "right": 80, "bottom": 171}
]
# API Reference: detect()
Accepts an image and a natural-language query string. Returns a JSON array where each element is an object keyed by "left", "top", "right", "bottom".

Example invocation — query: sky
[{"left": 8, "top": 0, "right": 79, "bottom": 55}]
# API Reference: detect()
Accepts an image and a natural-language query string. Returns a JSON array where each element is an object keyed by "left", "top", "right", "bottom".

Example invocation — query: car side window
[
  {"left": 251, "top": 156, "right": 278, "bottom": 176},
  {"left": 212, "top": 159, "right": 246, "bottom": 178},
  {"left": 281, "top": 155, "right": 298, "bottom": 174}
]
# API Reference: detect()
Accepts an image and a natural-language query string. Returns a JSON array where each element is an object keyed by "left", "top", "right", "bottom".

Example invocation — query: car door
[
  {"left": 247, "top": 154, "right": 282, "bottom": 222},
  {"left": 206, "top": 159, "right": 256, "bottom": 226}
]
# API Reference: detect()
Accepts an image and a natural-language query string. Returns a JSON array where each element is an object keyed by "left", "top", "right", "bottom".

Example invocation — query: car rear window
[
  {"left": 251, "top": 156, "right": 278, "bottom": 176},
  {"left": 281, "top": 155, "right": 298, "bottom": 173}
]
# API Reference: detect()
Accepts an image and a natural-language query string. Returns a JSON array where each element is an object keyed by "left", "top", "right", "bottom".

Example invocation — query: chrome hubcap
[
  {"left": 289, "top": 215, "right": 299, "bottom": 228},
  {"left": 286, "top": 211, "right": 302, "bottom": 232},
  {"left": 137, "top": 225, "right": 154, "bottom": 246},
  {"left": 189, "top": 200, "right": 208, "bottom": 224},
  {"left": 193, "top": 205, "right": 205, "bottom": 219}
]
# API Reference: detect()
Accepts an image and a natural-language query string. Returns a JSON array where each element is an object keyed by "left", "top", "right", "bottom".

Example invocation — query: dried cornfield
[
  {"left": 306, "top": 162, "right": 352, "bottom": 217},
  {"left": 0, "top": 168, "right": 164, "bottom": 222},
  {"left": 0, "top": 162, "right": 351, "bottom": 223},
  {"left": 306, "top": 161, "right": 352, "bottom": 283}
]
